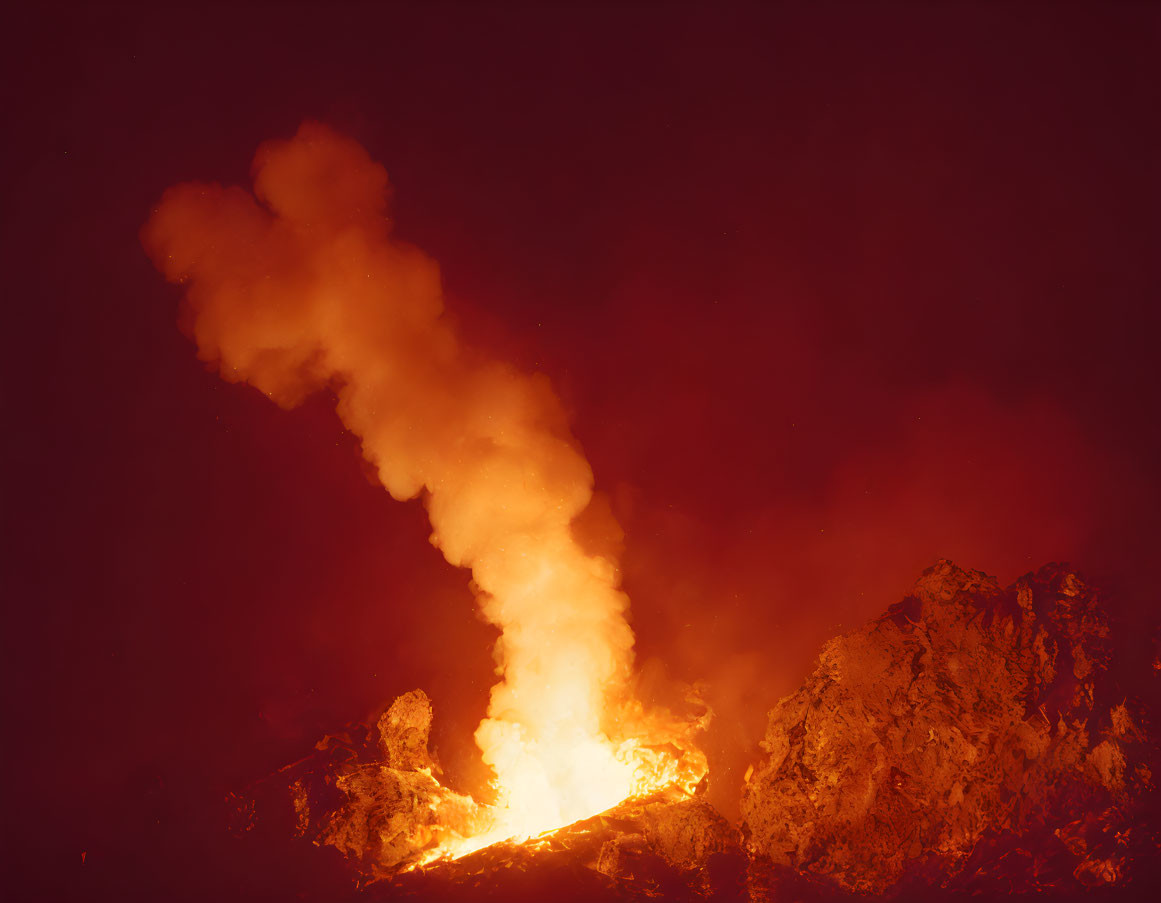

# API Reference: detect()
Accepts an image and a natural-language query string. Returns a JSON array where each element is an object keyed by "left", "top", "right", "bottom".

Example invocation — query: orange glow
[{"left": 142, "top": 122, "right": 706, "bottom": 865}]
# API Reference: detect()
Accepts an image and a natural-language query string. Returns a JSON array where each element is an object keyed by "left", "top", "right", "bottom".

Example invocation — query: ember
[
  {"left": 144, "top": 122, "right": 710, "bottom": 864},
  {"left": 231, "top": 560, "right": 1155, "bottom": 899},
  {"left": 142, "top": 125, "right": 1155, "bottom": 898}
]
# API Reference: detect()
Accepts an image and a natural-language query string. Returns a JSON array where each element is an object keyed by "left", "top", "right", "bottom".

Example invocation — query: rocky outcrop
[
  {"left": 377, "top": 690, "right": 438, "bottom": 772},
  {"left": 231, "top": 689, "right": 485, "bottom": 878},
  {"left": 232, "top": 561, "right": 1155, "bottom": 898},
  {"left": 231, "top": 690, "right": 737, "bottom": 891},
  {"left": 740, "top": 560, "right": 1155, "bottom": 895}
]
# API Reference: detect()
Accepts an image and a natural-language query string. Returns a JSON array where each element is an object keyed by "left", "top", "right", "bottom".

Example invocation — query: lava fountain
[{"left": 141, "top": 122, "right": 706, "bottom": 864}]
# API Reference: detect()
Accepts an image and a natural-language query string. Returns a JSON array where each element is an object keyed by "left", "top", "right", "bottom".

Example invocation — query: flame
[
  {"left": 410, "top": 731, "right": 708, "bottom": 868},
  {"left": 142, "top": 122, "right": 707, "bottom": 866}
]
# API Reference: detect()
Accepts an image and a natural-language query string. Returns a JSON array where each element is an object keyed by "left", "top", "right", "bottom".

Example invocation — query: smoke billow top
[{"left": 142, "top": 122, "right": 702, "bottom": 847}]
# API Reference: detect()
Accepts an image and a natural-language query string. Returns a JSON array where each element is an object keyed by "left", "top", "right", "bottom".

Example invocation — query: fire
[
  {"left": 142, "top": 122, "right": 707, "bottom": 867},
  {"left": 394, "top": 738, "right": 707, "bottom": 870},
  {"left": 409, "top": 725, "right": 709, "bottom": 867}
]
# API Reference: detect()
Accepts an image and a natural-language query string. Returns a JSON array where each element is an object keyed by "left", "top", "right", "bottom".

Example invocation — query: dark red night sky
[{"left": 3, "top": 4, "right": 1159, "bottom": 901}]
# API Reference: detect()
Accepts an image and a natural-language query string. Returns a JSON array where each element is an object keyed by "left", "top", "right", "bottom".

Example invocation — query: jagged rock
[
  {"left": 316, "top": 764, "right": 445, "bottom": 872},
  {"left": 740, "top": 560, "right": 1155, "bottom": 895},
  {"left": 590, "top": 796, "right": 740, "bottom": 889},
  {"left": 231, "top": 691, "right": 482, "bottom": 878},
  {"left": 378, "top": 690, "right": 437, "bottom": 772},
  {"left": 640, "top": 797, "right": 737, "bottom": 871},
  {"left": 595, "top": 832, "right": 649, "bottom": 880},
  {"left": 230, "top": 561, "right": 1154, "bottom": 899}
]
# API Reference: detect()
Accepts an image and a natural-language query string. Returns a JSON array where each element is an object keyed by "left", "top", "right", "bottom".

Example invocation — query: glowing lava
[
  {"left": 412, "top": 728, "right": 709, "bottom": 868},
  {"left": 142, "top": 121, "right": 707, "bottom": 865}
]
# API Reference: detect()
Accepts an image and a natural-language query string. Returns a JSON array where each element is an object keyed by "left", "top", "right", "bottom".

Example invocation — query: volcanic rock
[
  {"left": 378, "top": 690, "right": 438, "bottom": 772},
  {"left": 230, "top": 690, "right": 483, "bottom": 878},
  {"left": 740, "top": 560, "right": 1156, "bottom": 895},
  {"left": 389, "top": 790, "right": 746, "bottom": 901},
  {"left": 232, "top": 561, "right": 1155, "bottom": 899},
  {"left": 233, "top": 692, "right": 738, "bottom": 894}
]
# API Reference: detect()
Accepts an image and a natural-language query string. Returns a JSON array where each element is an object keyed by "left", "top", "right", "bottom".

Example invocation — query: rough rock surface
[
  {"left": 378, "top": 690, "right": 438, "bottom": 772},
  {"left": 740, "top": 560, "right": 1156, "bottom": 894},
  {"left": 231, "top": 561, "right": 1155, "bottom": 899},
  {"left": 231, "top": 690, "right": 737, "bottom": 894},
  {"left": 390, "top": 791, "right": 746, "bottom": 901},
  {"left": 231, "top": 689, "right": 482, "bottom": 878}
]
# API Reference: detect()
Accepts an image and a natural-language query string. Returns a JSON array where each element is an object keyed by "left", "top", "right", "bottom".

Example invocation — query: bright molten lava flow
[
  {"left": 142, "top": 122, "right": 708, "bottom": 867},
  {"left": 415, "top": 731, "right": 708, "bottom": 867}
]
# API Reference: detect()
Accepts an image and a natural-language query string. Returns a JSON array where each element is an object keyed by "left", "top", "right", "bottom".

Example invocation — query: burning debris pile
[
  {"left": 144, "top": 125, "right": 1155, "bottom": 898},
  {"left": 233, "top": 689, "right": 714, "bottom": 885},
  {"left": 285, "top": 691, "right": 485, "bottom": 875},
  {"left": 233, "top": 692, "right": 739, "bottom": 898},
  {"left": 389, "top": 793, "right": 746, "bottom": 901},
  {"left": 145, "top": 121, "right": 710, "bottom": 855},
  {"left": 233, "top": 561, "right": 1155, "bottom": 899}
]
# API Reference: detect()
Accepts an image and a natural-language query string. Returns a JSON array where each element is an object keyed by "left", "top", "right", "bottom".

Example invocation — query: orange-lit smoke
[{"left": 142, "top": 122, "right": 699, "bottom": 850}]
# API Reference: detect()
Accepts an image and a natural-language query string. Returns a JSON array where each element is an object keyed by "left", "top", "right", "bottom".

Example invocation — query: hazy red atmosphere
[{"left": 3, "top": 3, "right": 1159, "bottom": 901}]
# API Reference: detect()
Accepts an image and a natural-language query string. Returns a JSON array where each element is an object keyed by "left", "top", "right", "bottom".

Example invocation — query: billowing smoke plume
[{"left": 142, "top": 122, "right": 679, "bottom": 837}]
